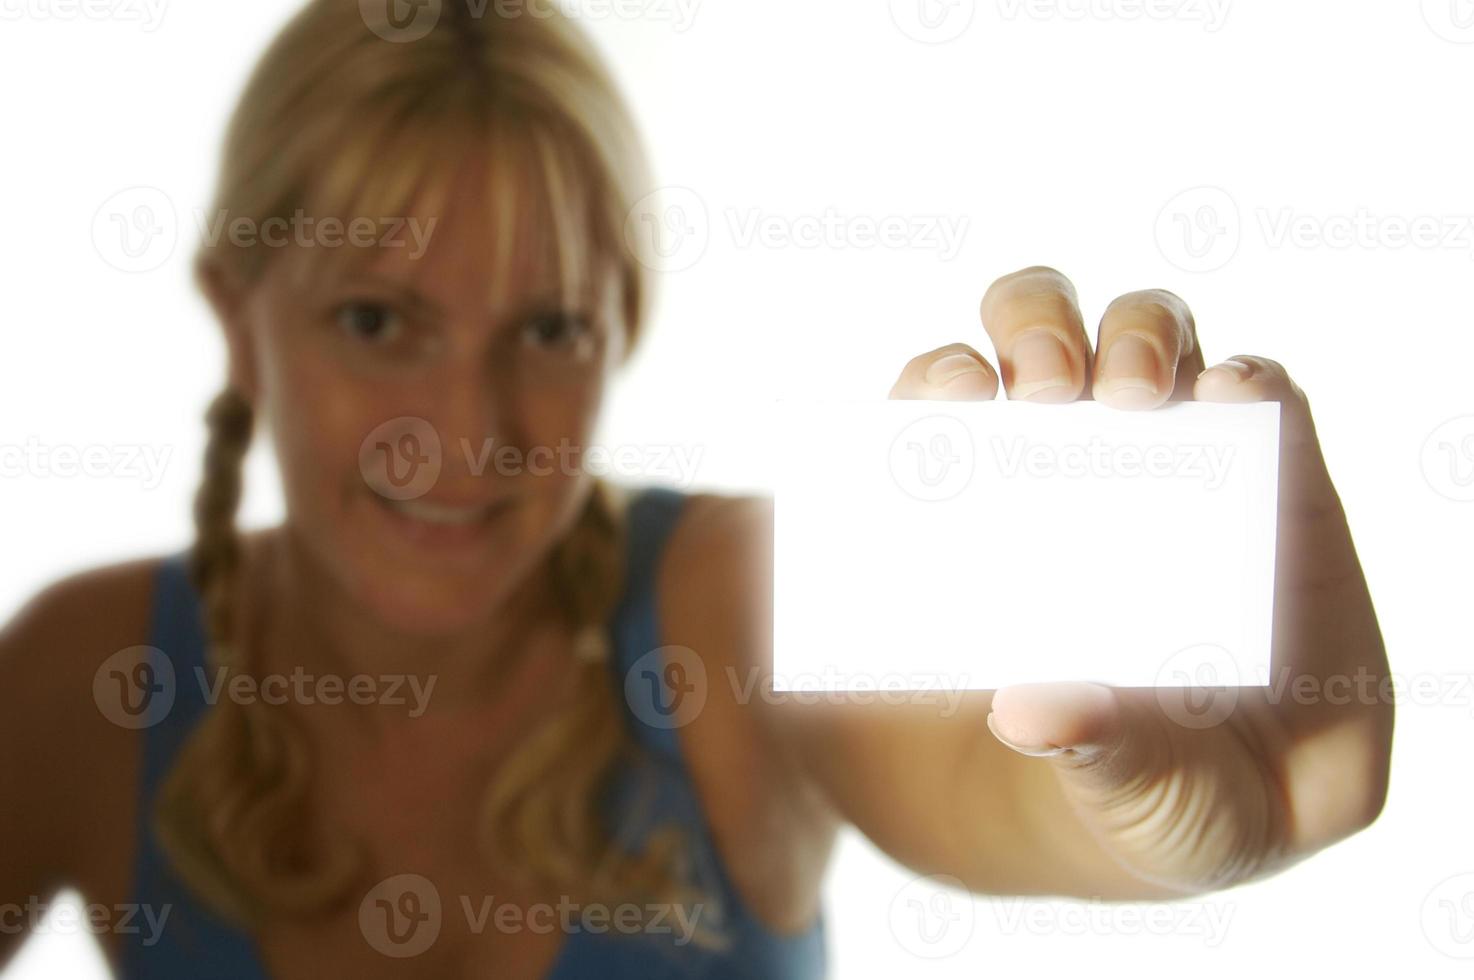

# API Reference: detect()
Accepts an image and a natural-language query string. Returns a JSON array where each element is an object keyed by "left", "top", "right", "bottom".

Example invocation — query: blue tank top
[{"left": 121, "top": 485, "right": 825, "bottom": 978}]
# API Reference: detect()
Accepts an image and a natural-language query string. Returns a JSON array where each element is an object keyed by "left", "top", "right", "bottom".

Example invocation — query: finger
[
  {"left": 987, "top": 681, "right": 1279, "bottom": 891},
  {"left": 1193, "top": 356, "right": 1371, "bottom": 711},
  {"left": 1192, "top": 353, "right": 1341, "bottom": 528},
  {"left": 985, "top": 682, "right": 1171, "bottom": 793},
  {"left": 888, "top": 343, "right": 999, "bottom": 401},
  {"left": 1091, "top": 289, "right": 1205, "bottom": 410},
  {"left": 1192, "top": 355, "right": 1324, "bottom": 475},
  {"left": 978, "top": 267, "right": 1093, "bottom": 403}
]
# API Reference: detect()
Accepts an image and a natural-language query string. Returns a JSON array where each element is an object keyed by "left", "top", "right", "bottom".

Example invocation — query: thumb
[{"left": 986, "top": 682, "right": 1170, "bottom": 793}]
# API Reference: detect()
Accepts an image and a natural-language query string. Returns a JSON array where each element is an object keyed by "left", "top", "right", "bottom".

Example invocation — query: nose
[{"left": 422, "top": 355, "right": 524, "bottom": 490}]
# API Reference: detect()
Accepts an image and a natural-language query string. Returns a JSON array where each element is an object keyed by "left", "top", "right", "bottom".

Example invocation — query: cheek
[
  {"left": 251, "top": 331, "right": 613, "bottom": 633},
  {"left": 261, "top": 355, "right": 373, "bottom": 509},
  {"left": 524, "top": 388, "right": 599, "bottom": 450}
]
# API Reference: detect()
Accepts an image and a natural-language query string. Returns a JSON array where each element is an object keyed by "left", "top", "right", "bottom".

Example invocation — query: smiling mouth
[
  {"left": 370, "top": 492, "right": 515, "bottom": 545},
  {"left": 383, "top": 498, "right": 501, "bottom": 525}
]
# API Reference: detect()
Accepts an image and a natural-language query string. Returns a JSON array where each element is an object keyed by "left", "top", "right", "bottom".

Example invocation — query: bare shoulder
[
  {"left": 662, "top": 490, "right": 773, "bottom": 621},
  {"left": 0, "top": 556, "right": 164, "bottom": 922},
  {"left": 656, "top": 490, "right": 777, "bottom": 703},
  {"left": 651, "top": 490, "right": 835, "bottom": 933}
]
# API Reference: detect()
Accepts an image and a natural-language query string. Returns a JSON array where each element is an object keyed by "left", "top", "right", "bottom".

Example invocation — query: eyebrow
[
  {"left": 329, "top": 277, "right": 441, "bottom": 316},
  {"left": 331, "top": 275, "right": 599, "bottom": 320}
]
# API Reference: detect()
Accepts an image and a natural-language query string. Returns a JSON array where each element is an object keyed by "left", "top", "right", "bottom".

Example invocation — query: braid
[
  {"left": 187, "top": 388, "right": 252, "bottom": 665},
  {"left": 156, "top": 387, "right": 359, "bottom": 926},
  {"left": 160, "top": 400, "right": 705, "bottom": 931},
  {"left": 478, "top": 480, "right": 719, "bottom": 942}
]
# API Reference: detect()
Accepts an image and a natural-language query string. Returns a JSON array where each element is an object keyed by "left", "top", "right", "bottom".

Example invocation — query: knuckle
[
  {"left": 1234, "top": 354, "right": 1285, "bottom": 380},
  {"left": 1106, "top": 290, "right": 1193, "bottom": 337},
  {"left": 1229, "top": 354, "right": 1310, "bottom": 406},
  {"left": 930, "top": 342, "right": 983, "bottom": 361},
  {"left": 982, "top": 265, "right": 1076, "bottom": 316}
]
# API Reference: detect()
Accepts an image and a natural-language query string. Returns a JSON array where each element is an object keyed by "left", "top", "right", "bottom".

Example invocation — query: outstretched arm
[{"left": 663, "top": 267, "right": 1391, "bottom": 902}]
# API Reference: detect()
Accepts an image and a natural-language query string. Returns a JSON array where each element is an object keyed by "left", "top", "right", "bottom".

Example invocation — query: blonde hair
[{"left": 155, "top": 0, "right": 709, "bottom": 937}]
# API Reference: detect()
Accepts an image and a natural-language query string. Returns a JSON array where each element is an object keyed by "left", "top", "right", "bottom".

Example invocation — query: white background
[{"left": 2, "top": 0, "right": 1473, "bottom": 976}]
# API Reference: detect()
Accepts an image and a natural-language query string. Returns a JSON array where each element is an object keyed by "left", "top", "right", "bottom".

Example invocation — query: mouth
[{"left": 369, "top": 492, "right": 515, "bottom": 550}]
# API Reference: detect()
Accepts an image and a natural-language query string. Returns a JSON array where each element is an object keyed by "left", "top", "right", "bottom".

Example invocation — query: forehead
[{"left": 283, "top": 128, "right": 601, "bottom": 312}]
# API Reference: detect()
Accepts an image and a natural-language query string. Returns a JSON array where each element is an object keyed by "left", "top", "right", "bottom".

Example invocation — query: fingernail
[
  {"left": 1010, "top": 330, "right": 1073, "bottom": 401},
  {"left": 1097, "top": 334, "right": 1161, "bottom": 405},
  {"left": 925, "top": 353, "right": 988, "bottom": 387},
  {"left": 1197, "top": 358, "right": 1254, "bottom": 383},
  {"left": 986, "top": 711, "right": 1070, "bottom": 758}
]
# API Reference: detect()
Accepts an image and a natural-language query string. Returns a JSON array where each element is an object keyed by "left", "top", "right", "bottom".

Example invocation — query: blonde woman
[{"left": 0, "top": 1, "right": 1392, "bottom": 977}]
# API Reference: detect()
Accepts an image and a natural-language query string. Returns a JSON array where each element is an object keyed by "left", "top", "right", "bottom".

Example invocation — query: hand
[{"left": 887, "top": 266, "right": 1393, "bottom": 894}]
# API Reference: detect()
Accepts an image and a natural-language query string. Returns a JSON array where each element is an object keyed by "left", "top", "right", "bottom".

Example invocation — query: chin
[
  {"left": 352, "top": 568, "right": 519, "bottom": 637},
  {"left": 330, "top": 487, "right": 559, "bottom": 637}
]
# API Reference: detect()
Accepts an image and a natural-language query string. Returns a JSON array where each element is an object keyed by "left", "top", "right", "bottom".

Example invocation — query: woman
[{"left": 0, "top": 1, "right": 1393, "bottom": 977}]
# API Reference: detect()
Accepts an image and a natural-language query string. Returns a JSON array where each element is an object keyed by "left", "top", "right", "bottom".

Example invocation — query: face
[{"left": 215, "top": 155, "right": 626, "bottom": 637}]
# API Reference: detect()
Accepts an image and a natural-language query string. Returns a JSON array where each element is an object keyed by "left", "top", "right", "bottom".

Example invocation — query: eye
[
  {"left": 333, "top": 301, "right": 404, "bottom": 345},
  {"left": 521, "top": 311, "right": 593, "bottom": 351}
]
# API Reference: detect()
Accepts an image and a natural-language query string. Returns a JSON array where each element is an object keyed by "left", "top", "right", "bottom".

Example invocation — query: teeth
[{"left": 387, "top": 499, "right": 488, "bottom": 525}]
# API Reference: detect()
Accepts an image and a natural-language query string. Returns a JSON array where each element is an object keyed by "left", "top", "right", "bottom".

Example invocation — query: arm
[
  {"left": 662, "top": 267, "right": 1392, "bottom": 903},
  {"left": 666, "top": 493, "right": 1189, "bottom": 901},
  {"left": 0, "top": 562, "right": 152, "bottom": 969}
]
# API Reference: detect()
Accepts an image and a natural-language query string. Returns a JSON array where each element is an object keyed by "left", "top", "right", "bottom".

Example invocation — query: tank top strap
[
  {"left": 122, "top": 552, "right": 269, "bottom": 979},
  {"left": 605, "top": 483, "right": 692, "bottom": 763},
  {"left": 599, "top": 485, "right": 735, "bottom": 899}
]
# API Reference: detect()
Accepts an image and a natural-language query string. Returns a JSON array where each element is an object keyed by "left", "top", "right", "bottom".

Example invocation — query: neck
[{"left": 241, "top": 525, "right": 566, "bottom": 720}]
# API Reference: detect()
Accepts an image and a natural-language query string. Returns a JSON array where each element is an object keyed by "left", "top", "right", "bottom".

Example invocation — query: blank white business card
[{"left": 772, "top": 399, "right": 1280, "bottom": 690}]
